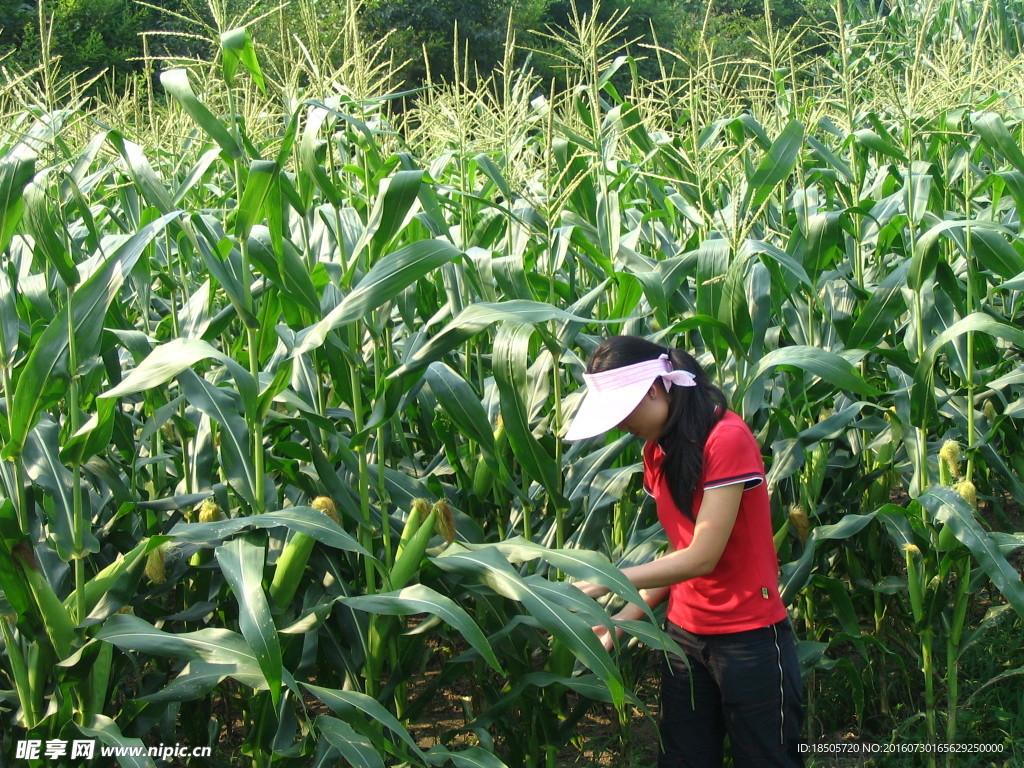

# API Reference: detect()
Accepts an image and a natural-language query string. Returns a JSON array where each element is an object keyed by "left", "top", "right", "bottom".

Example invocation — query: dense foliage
[{"left": 2, "top": 1, "right": 1024, "bottom": 767}]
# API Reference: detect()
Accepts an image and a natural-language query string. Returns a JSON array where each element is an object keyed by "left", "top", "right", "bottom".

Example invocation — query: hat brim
[{"left": 563, "top": 379, "right": 652, "bottom": 441}]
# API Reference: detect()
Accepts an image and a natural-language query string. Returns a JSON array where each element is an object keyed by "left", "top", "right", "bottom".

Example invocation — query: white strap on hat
[{"left": 582, "top": 353, "right": 697, "bottom": 393}]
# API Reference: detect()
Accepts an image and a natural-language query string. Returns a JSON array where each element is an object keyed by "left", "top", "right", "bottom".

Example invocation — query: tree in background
[
  {"left": 673, "top": 0, "right": 833, "bottom": 66},
  {"left": 4, "top": 0, "right": 153, "bottom": 87},
  {"left": 358, "top": 0, "right": 551, "bottom": 85}
]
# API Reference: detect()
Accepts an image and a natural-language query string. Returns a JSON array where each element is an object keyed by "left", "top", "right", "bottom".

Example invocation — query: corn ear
[
  {"left": 268, "top": 533, "right": 315, "bottom": 609},
  {"left": 395, "top": 498, "right": 431, "bottom": 561},
  {"left": 145, "top": 545, "right": 168, "bottom": 584},
  {"left": 903, "top": 543, "right": 924, "bottom": 623},
  {"left": 390, "top": 508, "right": 436, "bottom": 590},
  {"left": 65, "top": 538, "right": 152, "bottom": 616},
  {"left": 471, "top": 458, "right": 494, "bottom": 498},
  {"left": 788, "top": 505, "right": 811, "bottom": 544},
  {"left": 268, "top": 497, "right": 337, "bottom": 610},
  {"left": 191, "top": 499, "right": 224, "bottom": 567},
  {"left": 938, "top": 440, "right": 962, "bottom": 485}
]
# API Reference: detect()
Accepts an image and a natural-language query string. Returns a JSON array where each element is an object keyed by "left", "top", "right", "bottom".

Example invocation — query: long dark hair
[{"left": 586, "top": 336, "right": 728, "bottom": 519}]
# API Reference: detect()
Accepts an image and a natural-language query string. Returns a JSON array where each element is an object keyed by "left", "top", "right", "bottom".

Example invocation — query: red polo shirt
[{"left": 643, "top": 410, "right": 787, "bottom": 634}]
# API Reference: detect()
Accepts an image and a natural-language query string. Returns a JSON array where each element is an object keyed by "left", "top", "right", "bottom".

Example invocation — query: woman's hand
[{"left": 570, "top": 579, "right": 611, "bottom": 600}]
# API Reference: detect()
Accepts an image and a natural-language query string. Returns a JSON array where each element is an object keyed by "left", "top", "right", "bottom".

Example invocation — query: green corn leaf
[
  {"left": 160, "top": 69, "right": 243, "bottom": 159},
  {"left": 298, "top": 106, "right": 343, "bottom": 206},
  {"left": 974, "top": 112, "right": 1024, "bottom": 173},
  {"left": 234, "top": 160, "right": 278, "bottom": 241},
  {"left": 0, "top": 502, "right": 33, "bottom": 617},
  {"left": 24, "top": 416, "right": 100, "bottom": 560},
  {"left": 246, "top": 227, "right": 321, "bottom": 314},
  {"left": 911, "top": 218, "right": 1020, "bottom": 290},
  {"left": 370, "top": 169, "right": 423, "bottom": 252},
  {"left": 852, "top": 127, "right": 907, "bottom": 162},
  {"left": 744, "top": 119, "right": 804, "bottom": 213},
  {"left": 474, "top": 153, "right": 513, "bottom": 201},
  {"left": 23, "top": 174, "right": 78, "bottom": 286},
  {"left": 138, "top": 661, "right": 267, "bottom": 703},
  {"left": 96, "top": 613, "right": 262, "bottom": 668},
  {"left": 493, "top": 322, "right": 562, "bottom": 500},
  {"left": 961, "top": 226, "right": 1024, "bottom": 279},
  {"left": 1003, "top": 269, "right": 1024, "bottom": 290},
  {"left": 78, "top": 716, "right": 157, "bottom": 768},
  {"left": 845, "top": 261, "right": 911, "bottom": 349},
  {"left": 390, "top": 300, "right": 626, "bottom": 378},
  {"left": 0, "top": 268, "right": 18, "bottom": 365},
  {"left": 780, "top": 513, "right": 878, "bottom": 604},
  {"left": 172, "top": 147, "right": 223, "bottom": 205},
  {"left": 317, "top": 716, "right": 384, "bottom": 768},
  {"left": 221, "top": 27, "right": 265, "bottom": 92},
  {"left": 216, "top": 535, "right": 282, "bottom": 708},
  {"left": 745, "top": 346, "right": 881, "bottom": 400},
  {"left": 489, "top": 537, "right": 654, "bottom": 621},
  {"left": 0, "top": 152, "right": 35, "bottom": 255},
  {"left": 424, "top": 362, "right": 496, "bottom": 453},
  {"left": 291, "top": 239, "right": 461, "bottom": 356},
  {"left": 15, "top": 542, "right": 77, "bottom": 658},
  {"left": 59, "top": 397, "right": 117, "bottom": 467},
  {"left": 920, "top": 486, "right": 1024, "bottom": 619},
  {"left": 303, "top": 683, "right": 426, "bottom": 762},
  {"left": 811, "top": 575, "right": 863, "bottom": 640},
  {"left": 342, "top": 583, "right": 504, "bottom": 674},
  {"left": 65, "top": 537, "right": 164, "bottom": 622},
  {"left": 911, "top": 312, "right": 1024, "bottom": 425},
  {"left": 430, "top": 747, "right": 511, "bottom": 768},
  {"left": 100, "top": 336, "right": 257, "bottom": 416},
  {"left": 169, "top": 506, "right": 369, "bottom": 557},
  {"left": 178, "top": 369, "right": 258, "bottom": 508},
  {"left": 2, "top": 211, "right": 181, "bottom": 460},
  {"left": 104, "top": 131, "right": 176, "bottom": 214},
  {"left": 432, "top": 546, "right": 625, "bottom": 709},
  {"left": 190, "top": 215, "right": 260, "bottom": 329},
  {"left": 767, "top": 403, "right": 870, "bottom": 489},
  {"left": 806, "top": 134, "right": 853, "bottom": 181}
]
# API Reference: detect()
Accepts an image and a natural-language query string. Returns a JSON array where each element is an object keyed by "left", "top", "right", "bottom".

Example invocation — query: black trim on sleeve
[{"left": 703, "top": 473, "right": 764, "bottom": 491}]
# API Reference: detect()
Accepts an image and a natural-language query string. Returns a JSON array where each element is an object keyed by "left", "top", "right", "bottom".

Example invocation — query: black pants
[{"left": 658, "top": 619, "right": 805, "bottom": 768}]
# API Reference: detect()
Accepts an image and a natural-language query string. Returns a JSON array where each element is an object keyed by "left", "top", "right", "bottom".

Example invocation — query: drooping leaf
[
  {"left": 342, "top": 583, "right": 503, "bottom": 674},
  {"left": 911, "top": 312, "right": 1024, "bottom": 425},
  {"left": 216, "top": 535, "right": 283, "bottom": 707},
  {"left": 316, "top": 716, "right": 384, "bottom": 768},
  {"left": 221, "top": 27, "right": 266, "bottom": 92},
  {"left": 169, "top": 506, "right": 369, "bottom": 557},
  {"left": 920, "top": 487, "right": 1024, "bottom": 619},
  {"left": 432, "top": 546, "right": 625, "bottom": 709},
  {"left": 291, "top": 239, "right": 461, "bottom": 356},
  {"left": 744, "top": 346, "right": 881, "bottom": 401},
  {"left": 160, "top": 69, "right": 243, "bottom": 159}
]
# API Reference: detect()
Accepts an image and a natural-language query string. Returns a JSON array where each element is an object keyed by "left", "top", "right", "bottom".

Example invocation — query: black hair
[{"left": 586, "top": 335, "right": 728, "bottom": 519}]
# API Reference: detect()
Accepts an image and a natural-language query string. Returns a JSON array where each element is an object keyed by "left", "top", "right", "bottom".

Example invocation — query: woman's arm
[{"left": 574, "top": 482, "right": 743, "bottom": 598}]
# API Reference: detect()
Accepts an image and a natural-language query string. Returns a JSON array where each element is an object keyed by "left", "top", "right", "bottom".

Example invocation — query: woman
[{"left": 564, "top": 335, "right": 804, "bottom": 768}]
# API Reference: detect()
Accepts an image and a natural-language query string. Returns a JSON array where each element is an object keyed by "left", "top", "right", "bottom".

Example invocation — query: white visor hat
[{"left": 564, "top": 354, "right": 697, "bottom": 441}]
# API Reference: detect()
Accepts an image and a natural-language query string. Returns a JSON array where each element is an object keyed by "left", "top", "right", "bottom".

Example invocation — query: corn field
[{"left": 2, "top": 0, "right": 1024, "bottom": 766}]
